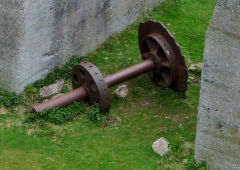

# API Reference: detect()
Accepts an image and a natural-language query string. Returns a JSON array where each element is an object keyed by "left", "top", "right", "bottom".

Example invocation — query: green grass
[
  {"left": 0, "top": 0, "right": 216, "bottom": 169},
  {"left": 0, "top": 90, "right": 23, "bottom": 108}
]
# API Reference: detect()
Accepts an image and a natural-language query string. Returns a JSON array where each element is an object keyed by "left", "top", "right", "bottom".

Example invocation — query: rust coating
[
  {"left": 31, "top": 87, "right": 88, "bottom": 113},
  {"left": 32, "top": 59, "right": 155, "bottom": 113},
  {"left": 72, "top": 61, "right": 110, "bottom": 112},
  {"left": 31, "top": 20, "right": 188, "bottom": 113},
  {"left": 138, "top": 20, "right": 188, "bottom": 92},
  {"left": 105, "top": 59, "right": 155, "bottom": 88}
]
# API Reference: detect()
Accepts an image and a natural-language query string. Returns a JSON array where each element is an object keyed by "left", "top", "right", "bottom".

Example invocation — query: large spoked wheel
[{"left": 138, "top": 20, "right": 188, "bottom": 92}]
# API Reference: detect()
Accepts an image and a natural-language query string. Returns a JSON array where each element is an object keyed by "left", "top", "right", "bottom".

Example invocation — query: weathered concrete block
[
  {"left": 0, "top": 0, "right": 162, "bottom": 93},
  {"left": 195, "top": 0, "right": 240, "bottom": 169}
]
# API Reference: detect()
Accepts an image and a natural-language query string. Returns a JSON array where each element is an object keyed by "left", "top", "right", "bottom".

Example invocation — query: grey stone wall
[
  {"left": 0, "top": 0, "right": 161, "bottom": 93},
  {"left": 195, "top": 0, "right": 240, "bottom": 169},
  {"left": 0, "top": 0, "right": 24, "bottom": 91}
]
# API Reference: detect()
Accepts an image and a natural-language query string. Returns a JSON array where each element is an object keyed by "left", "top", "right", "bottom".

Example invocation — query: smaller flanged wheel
[
  {"left": 138, "top": 20, "right": 188, "bottom": 93},
  {"left": 72, "top": 61, "right": 110, "bottom": 112}
]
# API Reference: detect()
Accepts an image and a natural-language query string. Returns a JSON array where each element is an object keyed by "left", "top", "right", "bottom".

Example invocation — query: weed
[
  {"left": 25, "top": 102, "right": 85, "bottom": 125},
  {"left": 169, "top": 142, "right": 183, "bottom": 153},
  {"left": 61, "top": 84, "right": 70, "bottom": 93},
  {"left": 24, "top": 113, "right": 38, "bottom": 123},
  {"left": 0, "top": 90, "right": 23, "bottom": 108},
  {"left": 24, "top": 85, "right": 39, "bottom": 103},
  {"left": 185, "top": 149, "right": 208, "bottom": 170},
  {"left": 190, "top": 68, "right": 202, "bottom": 75},
  {"left": 89, "top": 106, "right": 103, "bottom": 123}
]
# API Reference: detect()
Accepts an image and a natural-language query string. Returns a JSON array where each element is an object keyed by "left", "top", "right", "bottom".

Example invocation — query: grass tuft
[
  {"left": 0, "top": 90, "right": 23, "bottom": 108},
  {"left": 25, "top": 102, "right": 85, "bottom": 125},
  {"left": 185, "top": 149, "right": 207, "bottom": 170}
]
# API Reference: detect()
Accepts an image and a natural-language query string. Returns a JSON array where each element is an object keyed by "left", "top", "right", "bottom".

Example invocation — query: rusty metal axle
[
  {"left": 31, "top": 20, "right": 188, "bottom": 113},
  {"left": 32, "top": 59, "right": 155, "bottom": 113}
]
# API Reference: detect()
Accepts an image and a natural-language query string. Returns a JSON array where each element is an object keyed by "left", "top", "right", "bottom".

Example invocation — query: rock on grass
[
  {"left": 152, "top": 137, "right": 169, "bottom": 156},
  {"left": 40, "top": 80, "right": 64, "bottom": 99},
  {"left": 114, "top": 85, "right": 129, "bottom": 98}
]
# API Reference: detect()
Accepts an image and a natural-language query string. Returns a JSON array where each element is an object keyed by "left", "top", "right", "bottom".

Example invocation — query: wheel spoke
[
  {"left": 145, "top": 39, "right": 159, "bottom": 54},
  {"left": 161, "top": 60, "right": 170, "bottom": 69},
  {"left": 161, "top": 69, "right": 172, "bottom": 86},
  {"left": 141, "top": 52, "right": 149, "bottom": 59}
]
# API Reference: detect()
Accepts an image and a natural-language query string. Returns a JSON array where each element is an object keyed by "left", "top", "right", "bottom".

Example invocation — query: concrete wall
[
  {"left": 195, "top": 0, "right": 240, "bottom": 169},
  {"left": 0, "top": 0, "right": 162, "bottom": 93},
  {"left": 0, "top": 0, "right": 24, "bottom": 91}
]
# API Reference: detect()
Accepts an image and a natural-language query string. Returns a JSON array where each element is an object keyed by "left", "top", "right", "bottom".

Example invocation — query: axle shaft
[
  {"left": 31, "top": 87, "right": 88, "bottom": 113},
  {"left": 32, "top": 59, "right": 155, "bottom": 113},
  {"left": 105, "top": 58, "right": 155, "bottom": 88}
]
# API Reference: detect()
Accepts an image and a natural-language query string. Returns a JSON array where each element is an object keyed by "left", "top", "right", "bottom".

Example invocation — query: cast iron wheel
[
  {"left": 138, "top": 20, "right": 188, "bottom": 92},
  {"left": 72, "top": 61, "right": 111, "bottom": 112}
]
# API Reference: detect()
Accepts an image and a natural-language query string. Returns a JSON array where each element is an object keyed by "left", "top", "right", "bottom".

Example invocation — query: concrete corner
[{"left": 195, "top": 0, "right": 240, "bottom": 169}]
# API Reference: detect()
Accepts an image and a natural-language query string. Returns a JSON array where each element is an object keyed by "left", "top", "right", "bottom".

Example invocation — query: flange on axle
[{"left": 31, "top": 20, "right": 188, "bottom": 113}]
